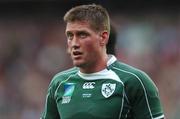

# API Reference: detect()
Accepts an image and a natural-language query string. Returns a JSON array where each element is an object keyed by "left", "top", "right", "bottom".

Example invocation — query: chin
[
  {"left": 73, "top": 61, "right": 83, "bottom": 67},
  {"left": 73, "top": 61, "right": 85, "bottom": 67}
]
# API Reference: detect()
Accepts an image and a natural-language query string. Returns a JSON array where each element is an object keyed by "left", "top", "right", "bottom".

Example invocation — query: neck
[{"left": 80, "top": 53, "right": 108, "bottom": 73}]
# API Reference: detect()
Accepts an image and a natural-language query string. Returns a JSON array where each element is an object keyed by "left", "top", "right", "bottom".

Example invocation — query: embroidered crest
[{"left": 101, "top": 83, "right": 116, "bottom": 98}]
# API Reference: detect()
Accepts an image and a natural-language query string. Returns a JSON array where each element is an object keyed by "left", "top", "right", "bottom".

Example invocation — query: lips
[
  {"left": 72, "top": 51, "right": 83, "bottom": 58},
  {"left": 73, "top": 51, "right": 82, "bottom": 55}
]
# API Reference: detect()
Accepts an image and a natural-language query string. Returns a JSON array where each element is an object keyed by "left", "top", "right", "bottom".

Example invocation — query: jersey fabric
[{"left": 41, "top": 55, "right": 164, "bottom": 119}]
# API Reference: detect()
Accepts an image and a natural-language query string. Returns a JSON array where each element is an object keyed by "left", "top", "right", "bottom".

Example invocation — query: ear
[{"left": 99, "top": 31, "right": 109, "bottom": 46}]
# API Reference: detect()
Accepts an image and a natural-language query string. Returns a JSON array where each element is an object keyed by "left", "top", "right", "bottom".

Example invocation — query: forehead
[{"left": 65, "top": 21, "right": 93, "bottom": 32}]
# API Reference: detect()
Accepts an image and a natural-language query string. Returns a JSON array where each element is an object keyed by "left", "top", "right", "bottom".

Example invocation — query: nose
[{"left": 71, "top": 36, "right": 80, "bottom": 49}]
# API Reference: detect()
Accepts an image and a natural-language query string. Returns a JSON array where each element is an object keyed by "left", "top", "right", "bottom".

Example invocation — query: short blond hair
[{"left": 63, "top": 4, "right": 110, "bottom": 33}]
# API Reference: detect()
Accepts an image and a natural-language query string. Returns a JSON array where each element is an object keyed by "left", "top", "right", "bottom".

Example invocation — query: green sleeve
[
  {"left": 41, "top": 84, "right": 60, "bottom": 119},
  {"left": 127, "top": 71, "right": 164, "bottom": 119}
]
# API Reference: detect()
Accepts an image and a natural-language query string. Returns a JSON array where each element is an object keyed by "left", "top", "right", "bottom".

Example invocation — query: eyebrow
[
  {"left": 77, "top": 31, "right": 89, "bottom": 35},
  {"left": 66, "top": 30, "right": 89, "bottom": 35}
]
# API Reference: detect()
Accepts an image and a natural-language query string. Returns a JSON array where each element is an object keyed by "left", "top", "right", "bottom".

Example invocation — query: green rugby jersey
[{"left": 41, "top": 55, "right": 164, "bottom": 119}]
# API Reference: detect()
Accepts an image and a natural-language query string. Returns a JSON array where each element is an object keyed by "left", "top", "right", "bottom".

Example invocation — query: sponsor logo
[
  {"left": 82, "top": 93, "right": 92, "bottom": 98},
  {"left": 83, "top": 82, "right": 95, "bottom": 89},
  {"left": 101, "top": 83, "right": 116, "bottom": 98},
  {"left": 62, "top": 83, "right": 75, "bottom": 104}
]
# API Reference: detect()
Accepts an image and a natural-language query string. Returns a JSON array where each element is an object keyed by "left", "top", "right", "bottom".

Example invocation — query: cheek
[
  {"left": 83, "top": 42, "right": 94, "bottom": 51},
  {"left": 67, "top": 41, "right": 72, "bottom": 53},
  {"left": 83, "top": 41, "right": 99, "bottom": 53},
  {"left": 67, "top": 40, "right": 74, "bottom": 48},
  {"left": 67, "top": 40, "right": 71, "bottom": 46}
]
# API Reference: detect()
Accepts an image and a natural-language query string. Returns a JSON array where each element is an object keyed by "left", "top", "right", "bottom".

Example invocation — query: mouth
[{"left": 72, "top": 51, "right": 83, "bottom": 59}]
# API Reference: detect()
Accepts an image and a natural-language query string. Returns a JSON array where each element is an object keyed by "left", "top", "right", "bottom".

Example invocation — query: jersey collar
[
  {"left": 107, "top": 55, "right": 117, "bottom": 66},
  {"left": 77, "top": 55, "right": 117, "bottom": 80}
]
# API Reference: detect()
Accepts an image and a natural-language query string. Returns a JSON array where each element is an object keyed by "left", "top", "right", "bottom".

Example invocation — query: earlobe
[
  {"left": 100, "top": 31, "right": 109, "bottom": 46},
  {"left": 100, "top": 37, "right": 105, "bottom": 46}
]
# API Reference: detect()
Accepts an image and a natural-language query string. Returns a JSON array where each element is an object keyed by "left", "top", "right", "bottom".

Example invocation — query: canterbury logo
[{"left": 83, "top": 82, "right": 95, "bottom": 89}]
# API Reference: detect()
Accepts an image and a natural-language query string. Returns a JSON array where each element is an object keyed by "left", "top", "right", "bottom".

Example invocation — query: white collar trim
[
  {"left": 107, "top": 55, "right": 117, "bottom": 66},
  {"left": 78, "top": 55, "right": 118, "bottom": 80}
]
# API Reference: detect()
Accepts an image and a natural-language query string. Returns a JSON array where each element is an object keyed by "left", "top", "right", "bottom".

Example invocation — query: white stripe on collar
[
  {"left": 107, "top": 55, "right": 117, "bottom": 66},
  {"left": 78, "top": 69, "right": 121, "bottom": 83},
  {"left": 78, "top": 68, "right": 108, "bottom": 80},
  {"left": 78, "top": 55, "right": 117, "bottom": 80},
  {"left": 77, "top": 55, "right": 118, "bottom": 81}
]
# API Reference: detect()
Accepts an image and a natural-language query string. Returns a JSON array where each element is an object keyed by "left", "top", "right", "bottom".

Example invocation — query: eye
[
  {"left": 78, "top": 32, "right": 89, "bottom": 39},
  {"left": 66, "top": 32, "right": 73, "bottom": 40}
]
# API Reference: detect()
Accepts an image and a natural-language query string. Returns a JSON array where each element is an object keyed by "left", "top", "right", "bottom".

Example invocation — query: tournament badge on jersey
[
  {"left": 62, "top": 83, "right": 75, "bottom": 104},
  {"left": 101, "top": 83, "right": 116, "bottom": 98}
]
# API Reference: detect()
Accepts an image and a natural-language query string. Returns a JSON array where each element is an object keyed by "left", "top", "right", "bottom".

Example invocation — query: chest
[{"left": 55, "top": 78, "right": 127, "bottom": 119}]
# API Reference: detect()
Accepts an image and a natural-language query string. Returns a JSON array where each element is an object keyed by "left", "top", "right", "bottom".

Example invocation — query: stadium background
[{"left": 0, "top": 1, "right": 180, "bottom": 119}]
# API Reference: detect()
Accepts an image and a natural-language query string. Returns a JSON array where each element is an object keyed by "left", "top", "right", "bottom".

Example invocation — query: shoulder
[
  {"left": 53, "top": 67, "right": 78, "bottom": 81},
  {"left": 110, "top": 61, "right": 157, "bottom": 90},
  {"left": 110, "top": 60, "right": 147, "bottom": 79},
  {"left": 110, "top": 61, "right": 159, "bottom": 102},
  {"left": 48, "top": 67, "right": 79, "bottom": 91}
]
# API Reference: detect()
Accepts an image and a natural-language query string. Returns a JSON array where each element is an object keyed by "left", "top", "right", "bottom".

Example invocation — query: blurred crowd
[{"left": 0, "top": 12, "right": 180, "bottom": 119}]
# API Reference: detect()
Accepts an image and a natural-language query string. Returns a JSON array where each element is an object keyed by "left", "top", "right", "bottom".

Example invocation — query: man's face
[{"left": 65, "top": 21, "right": 102, "bottom": 68}]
